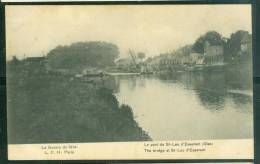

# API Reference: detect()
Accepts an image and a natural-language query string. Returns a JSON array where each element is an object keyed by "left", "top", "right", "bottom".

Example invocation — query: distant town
[
  {"left": 8, "top": 30, "right": 252, "bottom": 78},
  {"left": 115, "top": 30, "right": 252, "bottom": 74}
]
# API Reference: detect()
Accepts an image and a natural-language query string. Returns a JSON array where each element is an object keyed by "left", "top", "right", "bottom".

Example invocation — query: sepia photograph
[{"left": 5, "top": 4, "right": 253, "bottom": 160}]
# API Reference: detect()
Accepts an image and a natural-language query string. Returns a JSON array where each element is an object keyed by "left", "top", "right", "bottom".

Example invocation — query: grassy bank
[{"left": 7, "top": 63, "right": 151, "bottom": 144}]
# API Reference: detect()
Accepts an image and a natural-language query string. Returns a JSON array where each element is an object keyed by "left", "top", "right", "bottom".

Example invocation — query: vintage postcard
[{"left": 6, "top": 4, "right": 253, "bottom": 160}]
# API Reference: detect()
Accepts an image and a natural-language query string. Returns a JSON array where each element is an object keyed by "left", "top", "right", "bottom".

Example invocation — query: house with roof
[
  {"left": 203, "top": 41, "right": 224, "bottom": 65},
  {"left": 240, "top": 33, "right": 252, "bottom": 53}
]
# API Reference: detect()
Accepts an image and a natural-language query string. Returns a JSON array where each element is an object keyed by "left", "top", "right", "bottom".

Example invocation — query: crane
[{"left": 128, "top": 49, "right": 139, "bottom": 68}]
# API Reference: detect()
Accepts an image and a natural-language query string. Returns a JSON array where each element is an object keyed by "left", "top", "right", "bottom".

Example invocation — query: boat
[{"left": 104, "top": 72, "right": 141, "bottom": 76}]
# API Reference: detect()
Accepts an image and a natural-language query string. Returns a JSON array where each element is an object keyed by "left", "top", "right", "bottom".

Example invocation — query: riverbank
[
  {"left": 106, "top": 61, "right": 251, "bottom": 76},
  {"left": 7, "top": 63, "right": 151, "bottom": 144}
]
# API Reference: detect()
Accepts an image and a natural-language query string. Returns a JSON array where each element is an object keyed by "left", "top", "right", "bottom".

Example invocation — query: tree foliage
[
  {"left": 7, "top": 66, "right": 151, "bottom": 143},
  {"left": 224, "top": 30, "right": 251, "bottom": 62},
  {"left": 137, "top": 52, "right": 145, "bottom": 59},
  {"left": 47, "top": 41, "right": 119, "bottom": 70},
  {"left": 192, "top": 31, "right": 224, "bottom": 53}
]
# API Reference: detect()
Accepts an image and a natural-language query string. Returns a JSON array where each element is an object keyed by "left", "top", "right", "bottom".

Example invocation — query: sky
[{"left": 5, "top": 5, "right": 252, "bottom": 60}]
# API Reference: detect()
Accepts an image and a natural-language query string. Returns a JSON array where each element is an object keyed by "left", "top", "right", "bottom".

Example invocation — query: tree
[
  {"left": 137, "top": 52, "right": 145, "bottom": 60},
  {"left": 192, "top": 31, "right": 224, "bottom": 53},
  {"left": 224, "top": 30, "right": 251, "bottom": 62},
  {"left": 146, "top": 57, "right": 152, "bottom": 63},
  {"left": 47, "top": 41, "right": 119, "bottom": 70}
]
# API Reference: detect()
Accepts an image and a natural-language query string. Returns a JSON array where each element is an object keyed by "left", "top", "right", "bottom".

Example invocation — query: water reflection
[{"left": 112, "top": 68, "right": 253, "bottom": 140}]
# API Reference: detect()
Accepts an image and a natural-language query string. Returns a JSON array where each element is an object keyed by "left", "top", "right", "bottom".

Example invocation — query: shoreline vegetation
[
  {"left": 7, "top": 64, "right": 151, "bottom": 144},
  {"left": 7, "top": 30, "right": 252, "bottom": 143}
]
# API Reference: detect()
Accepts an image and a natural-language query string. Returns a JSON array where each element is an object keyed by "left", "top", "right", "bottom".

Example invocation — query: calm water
[{"left": 113, "top": 70, "right": 253, "bottom": 140}]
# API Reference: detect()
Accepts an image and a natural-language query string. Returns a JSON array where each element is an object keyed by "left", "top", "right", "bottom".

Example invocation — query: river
[{"left": 113, "top": 69, "right": 253, "bottom": 140}]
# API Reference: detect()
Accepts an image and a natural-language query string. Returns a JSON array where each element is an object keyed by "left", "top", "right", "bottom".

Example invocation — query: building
[
  {"left": 22, "top": 56, "right": 47, "bottom": 74},
  {"left": 24, "top": 56, "right": 46, "bottom": 66},
  {"left": 203, "top": 41, "right": 224, "bottom": 65},
  {"left": 237, "top": 32, "right": 252, "bottom": 63},
  {"left": 190, "top": 53, "right": 204, "bottom": 65},
  {"left": 240, "top": 33, "right": 252, "bottom": 53},
  {"left": 146, "top": 56, "right": 161, "bottom": 71}
]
